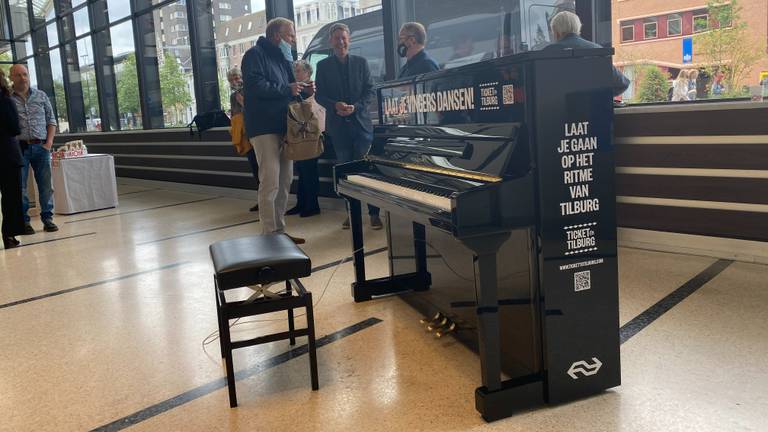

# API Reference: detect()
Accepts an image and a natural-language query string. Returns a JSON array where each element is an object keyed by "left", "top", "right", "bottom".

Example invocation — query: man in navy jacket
[
  {"left": 544, "top": 11, "right": 630, "bottom": 97},
  {"left": 242, "top": 17, "right": 314, "bottom": 243},
  {"left": 315, "top": 22, "right": 381, "bottom": 230},
  {"left": 397, "top": 22, "right": 439, "bottom": 79}
]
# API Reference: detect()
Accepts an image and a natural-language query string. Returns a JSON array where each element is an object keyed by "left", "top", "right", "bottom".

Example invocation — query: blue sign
[{"left": 682, "top": 38, "right": 693, "bottom": 64}]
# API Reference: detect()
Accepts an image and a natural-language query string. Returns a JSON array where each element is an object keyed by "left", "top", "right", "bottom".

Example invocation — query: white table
[{"left": 52, "top": 154, "right": 119, "bottom": 215}]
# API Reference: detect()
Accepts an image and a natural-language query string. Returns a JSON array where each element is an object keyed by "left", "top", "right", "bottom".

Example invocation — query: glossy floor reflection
[{"left": 1, "top": 182, "right": 766, "bottom": 431}]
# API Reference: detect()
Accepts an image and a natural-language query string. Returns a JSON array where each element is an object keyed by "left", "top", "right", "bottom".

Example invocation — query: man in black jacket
[
  {"left": 242, "top": 17, "right": 314, "bottom": 244},
  {"left": 397, "top": 22, "right": 439, "bottom": 79},
  {"left": 315, "top": 22, "right": 381, "bottom": 230},
  {"left": 544, "top": 11, "right": 630, "bottom": 97}
]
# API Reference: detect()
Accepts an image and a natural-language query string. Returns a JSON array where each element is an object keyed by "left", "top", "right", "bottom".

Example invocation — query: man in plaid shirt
[{"left": 9, "top": 64, "right": 58, "bottom": 234}]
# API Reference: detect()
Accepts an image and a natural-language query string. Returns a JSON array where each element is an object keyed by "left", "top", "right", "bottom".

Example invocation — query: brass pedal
[
  {"left": 420, "top": 312, "right": 444, "bottom": 326},
  {"left": 435, "top": 322, "right": 457, "bottom": 338},
  {"left": 427, "top": 317, "right": 449, "bottom": 332}
]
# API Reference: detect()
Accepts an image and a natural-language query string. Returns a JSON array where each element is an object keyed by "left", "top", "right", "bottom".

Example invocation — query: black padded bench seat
[
  {"left": 210, "top": 234, "right": 312, "bottom": 289},
  {"left": 209, "top": 234, "right": 318, "bottom": 407}
]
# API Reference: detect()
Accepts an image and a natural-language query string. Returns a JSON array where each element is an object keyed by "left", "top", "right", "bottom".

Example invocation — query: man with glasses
[{"left": 397, "top": 22, "right": 439, "bottom": 78}]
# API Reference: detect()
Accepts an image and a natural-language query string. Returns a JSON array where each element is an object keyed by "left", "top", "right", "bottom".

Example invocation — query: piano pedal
[
  {"left": 427, "top": 317, "right": 449, "bottom": 332},
  {"left": 435, "top": 322, "right": 457, "bottom": 338},
  {"left": 420, "top": 312, "right": 444, "bottom": 326}
]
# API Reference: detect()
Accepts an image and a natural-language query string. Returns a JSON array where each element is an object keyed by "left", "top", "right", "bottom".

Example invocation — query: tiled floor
[{"left": 1, "top": 183, "right": 766, "bottom": 431}]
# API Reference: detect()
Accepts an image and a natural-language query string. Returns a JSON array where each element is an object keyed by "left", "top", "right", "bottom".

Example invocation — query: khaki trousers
[{"left": 250, "top": 134, "right": 293, "bottom": 234}]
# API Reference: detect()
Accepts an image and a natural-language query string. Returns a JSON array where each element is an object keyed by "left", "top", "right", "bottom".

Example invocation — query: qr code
[
  {"left": 502, "top": 84, "right": 515, "bottom": 105},
  {"left": 574, "top": 270, "right": 591, "bottom": 292}
]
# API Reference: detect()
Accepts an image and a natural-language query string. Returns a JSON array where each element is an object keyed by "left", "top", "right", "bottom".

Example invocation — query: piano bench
[{"left": 209, "top": 234, "right": 318, "bottom": 408}]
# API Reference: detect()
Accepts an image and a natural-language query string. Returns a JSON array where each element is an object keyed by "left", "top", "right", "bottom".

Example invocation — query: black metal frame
[{"left": 214, "top": 277, "right": 319, "bottom": 408}]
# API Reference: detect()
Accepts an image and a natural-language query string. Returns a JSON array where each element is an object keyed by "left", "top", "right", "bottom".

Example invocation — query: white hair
[
  {"left": 226, "top": 67, "right": 242, "bottom": 80},
  {"left": 266, "top": 17, "right": 293, "bottom": 39},
  {"left": 550, "top": 11, "right": 582, "bottom": 38}
]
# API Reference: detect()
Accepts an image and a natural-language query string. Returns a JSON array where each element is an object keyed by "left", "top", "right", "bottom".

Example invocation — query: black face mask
[{"left": 397, "top": 43, "right": 408, "bottom": 58}]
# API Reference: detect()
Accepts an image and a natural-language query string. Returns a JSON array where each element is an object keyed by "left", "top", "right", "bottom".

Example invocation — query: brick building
[{"left": 611, "top": 0, "right": 768, "bottom": 99}]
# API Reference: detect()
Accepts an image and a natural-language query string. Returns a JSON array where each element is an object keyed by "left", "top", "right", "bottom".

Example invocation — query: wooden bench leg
[
  {"left": 219, "top": 310, "right": 238, "bottom": 407},
  {"left": 287, "top": 281, "right": 296, "bottom": 345},
  {"left": 305, "top": 292, "right": 319, "bottom": 391},
  {"left": 214, "top": 283, "right": 226, "bottom": 359}
]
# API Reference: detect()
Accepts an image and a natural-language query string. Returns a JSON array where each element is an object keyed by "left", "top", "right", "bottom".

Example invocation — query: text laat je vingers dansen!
[{"left": 558, "top": 121, "right": 600, "bottom": 254}]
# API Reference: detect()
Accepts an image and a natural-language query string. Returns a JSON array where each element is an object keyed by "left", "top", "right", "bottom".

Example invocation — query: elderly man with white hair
[{"left": 545, "top": 11, "right": 630, "bottom": 96}]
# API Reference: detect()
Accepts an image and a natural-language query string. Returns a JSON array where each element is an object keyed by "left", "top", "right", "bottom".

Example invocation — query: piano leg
[
  {"left": 412, "top": 223, "right": 428, "bottom": 291},
  {"left": 348, "top": 198, "right": 367, "bottom": 295},
  {"left": 463, "top": 233, "right": 545, "bottom": 422}
]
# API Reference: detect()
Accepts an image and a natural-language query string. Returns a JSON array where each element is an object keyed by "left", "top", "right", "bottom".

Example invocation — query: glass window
[
  {"left": 643, "top": 20, "right": 657, "bottom": 39},
  {"left": 621, "top": 24, "right": 634, "bottom": 42},
  {"left": 46, "top": 22, "right": 59, "bottom": 47},
  {"left": 32, "top": 0, "right": 56, "bottom": 25},
  {"left": 77, "top": 37, "right": 101, "bottom": 131},
  {"left": 213, "top": 0, "right": 266, "bottom": 114},
  {"left": 667, "top": 15, "right": 681, "bottom": 37},
  {"left": 152, "top": 2, "right": 196, "bottom": 127},
  {"left": 107, "top": 0, "right": 132, "bottom": 22},
  {"left": 9, "top": 0, "right": 30, "bottom": 36},
  {"left": 26, "top": 56, "right": 38, "bottom": 89},
  {"left": 693, "top": 14, "right": 708, "bottom": 33},
  {"left": 74, "top": 7, "right": 90, "bottom": 37},
  {"left": 110, "top": 21, "right": 142, "bottom": 129},
  {"left": 49, "top": 48, "right": 69, "bottom": 132}
]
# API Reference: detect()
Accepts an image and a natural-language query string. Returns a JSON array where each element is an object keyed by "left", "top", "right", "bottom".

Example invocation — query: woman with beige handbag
[{"left": 285, "top": 60, "right": 325, "bottom": 218}]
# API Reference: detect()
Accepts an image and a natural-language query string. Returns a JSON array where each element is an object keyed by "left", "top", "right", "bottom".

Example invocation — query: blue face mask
[{"left": 278, "top": 39, "right": 293, "bottom": 61}]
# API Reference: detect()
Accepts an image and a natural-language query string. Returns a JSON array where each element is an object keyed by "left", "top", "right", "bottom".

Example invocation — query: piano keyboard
[{"left": 346, "top": 174, "right": 453, "bottom": 212}]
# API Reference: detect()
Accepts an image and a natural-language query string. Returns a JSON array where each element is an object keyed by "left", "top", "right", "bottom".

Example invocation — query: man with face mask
[
  {"left": 315, "top": 22, "right": 380, "bottom": 230},
  {"left": 397, "top": 22, "right": 439, "bottom": 79},
  {"left": 241, "top": 17, "right": 314, "bottom": 244}
]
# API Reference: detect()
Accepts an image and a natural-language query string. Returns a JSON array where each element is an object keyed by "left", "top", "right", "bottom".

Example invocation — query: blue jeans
[
  {"left": 21, "top": 144, "right": 54, "bottom": 223},
  {"left": 332, "top": 126, "right": 379, "bottom": 216}
]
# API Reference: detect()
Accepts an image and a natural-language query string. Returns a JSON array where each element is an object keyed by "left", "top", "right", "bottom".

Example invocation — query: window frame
[
  {"left": 643, "top": 20, "right": 657, "bottom": 40},
  {"left": 621, "top": 24, "right": 634, "bottom": 42},
  {"left": 667, "top": 16, "right": 682, "bottom": 37},
  {"left": 693, "top": 13, "right": 709, "bottom": 33}
]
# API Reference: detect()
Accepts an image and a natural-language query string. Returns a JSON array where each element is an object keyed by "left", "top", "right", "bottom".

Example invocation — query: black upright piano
[{"left": 334, "top": 49, "right": 621, "bottom": 421}]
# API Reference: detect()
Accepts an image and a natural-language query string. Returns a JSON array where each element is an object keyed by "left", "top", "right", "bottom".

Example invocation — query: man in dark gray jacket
[
  {"left": 241, "top": 17, "right": 314, "bottom": 243},
  {"left": 315, "top": 22, "right": 381, "bottom": 230},
  {"left": 544, "top": 11, "right": 630, "bottom": 97}
]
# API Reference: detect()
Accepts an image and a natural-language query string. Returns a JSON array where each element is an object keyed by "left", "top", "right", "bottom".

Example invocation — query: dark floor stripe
[
  {"left": 65, "top": 197, "right": 219, "bottom": 223},
  {"left": 118, "top": 188, "right": 159, "bottom": 196},
  {"left": 90, "top": 317, "right": 383, "bottom": 432},
  {"left": 311, "top": 246, "right": 388, "bottom": 273},
  {"left": 620, "top": 259, "right": 733, "bottom": 344},
  {"left": 0, "top": 262, "right": 189, "bottom": 310},
  {"left": 136, "top": 219, "right": 260, "bottom": 245},
  {"left": 13, "top": 232, "right": 96, "bottom": 248}
]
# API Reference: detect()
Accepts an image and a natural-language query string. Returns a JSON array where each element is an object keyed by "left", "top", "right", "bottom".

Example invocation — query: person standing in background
[
  {"left": 315, "top": 22, "right": 380, "bottom": 230},
  {"left": 242, "top": 17, "right": 314, "bottom": 244},
  {"left": 227, "top": 67, "right": 259, "bottom": 213},
  {"left": 397, "top": 22, "right": 439, "bottom": 78},
  {"left": 286, "top": 60, "right": 324, "bottom": 218},
  {"left": 0, "top": 69, "right": 25, "bottom": 249},
  {"left": 9, "top": 64, "right": 58, "bottom": 234},
  {"left": 688, "top": 69, "right": 699, "bottom": 100},
  {"left": 672, "top": 69, "right": 690, "bottom": 102}
]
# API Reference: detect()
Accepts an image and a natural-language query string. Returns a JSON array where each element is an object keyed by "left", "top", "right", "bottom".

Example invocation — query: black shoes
[
  {"left": 249, "top": 204, "right": 259, "bottom": 212},
  {"left": 2, "top": 236, "right": 20, "bottom": 249},
  {"left": 299, "top": 208, "right": 320, "bottom": 218},
  {"left": 43, "top": 220, "right": 59, "bottom": 232},
  {"left": 23, "top": 224, "right": 35, "bottom": 235},
  {"left": 286, "top": 206, "right": 302, "bottom": 216}
]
